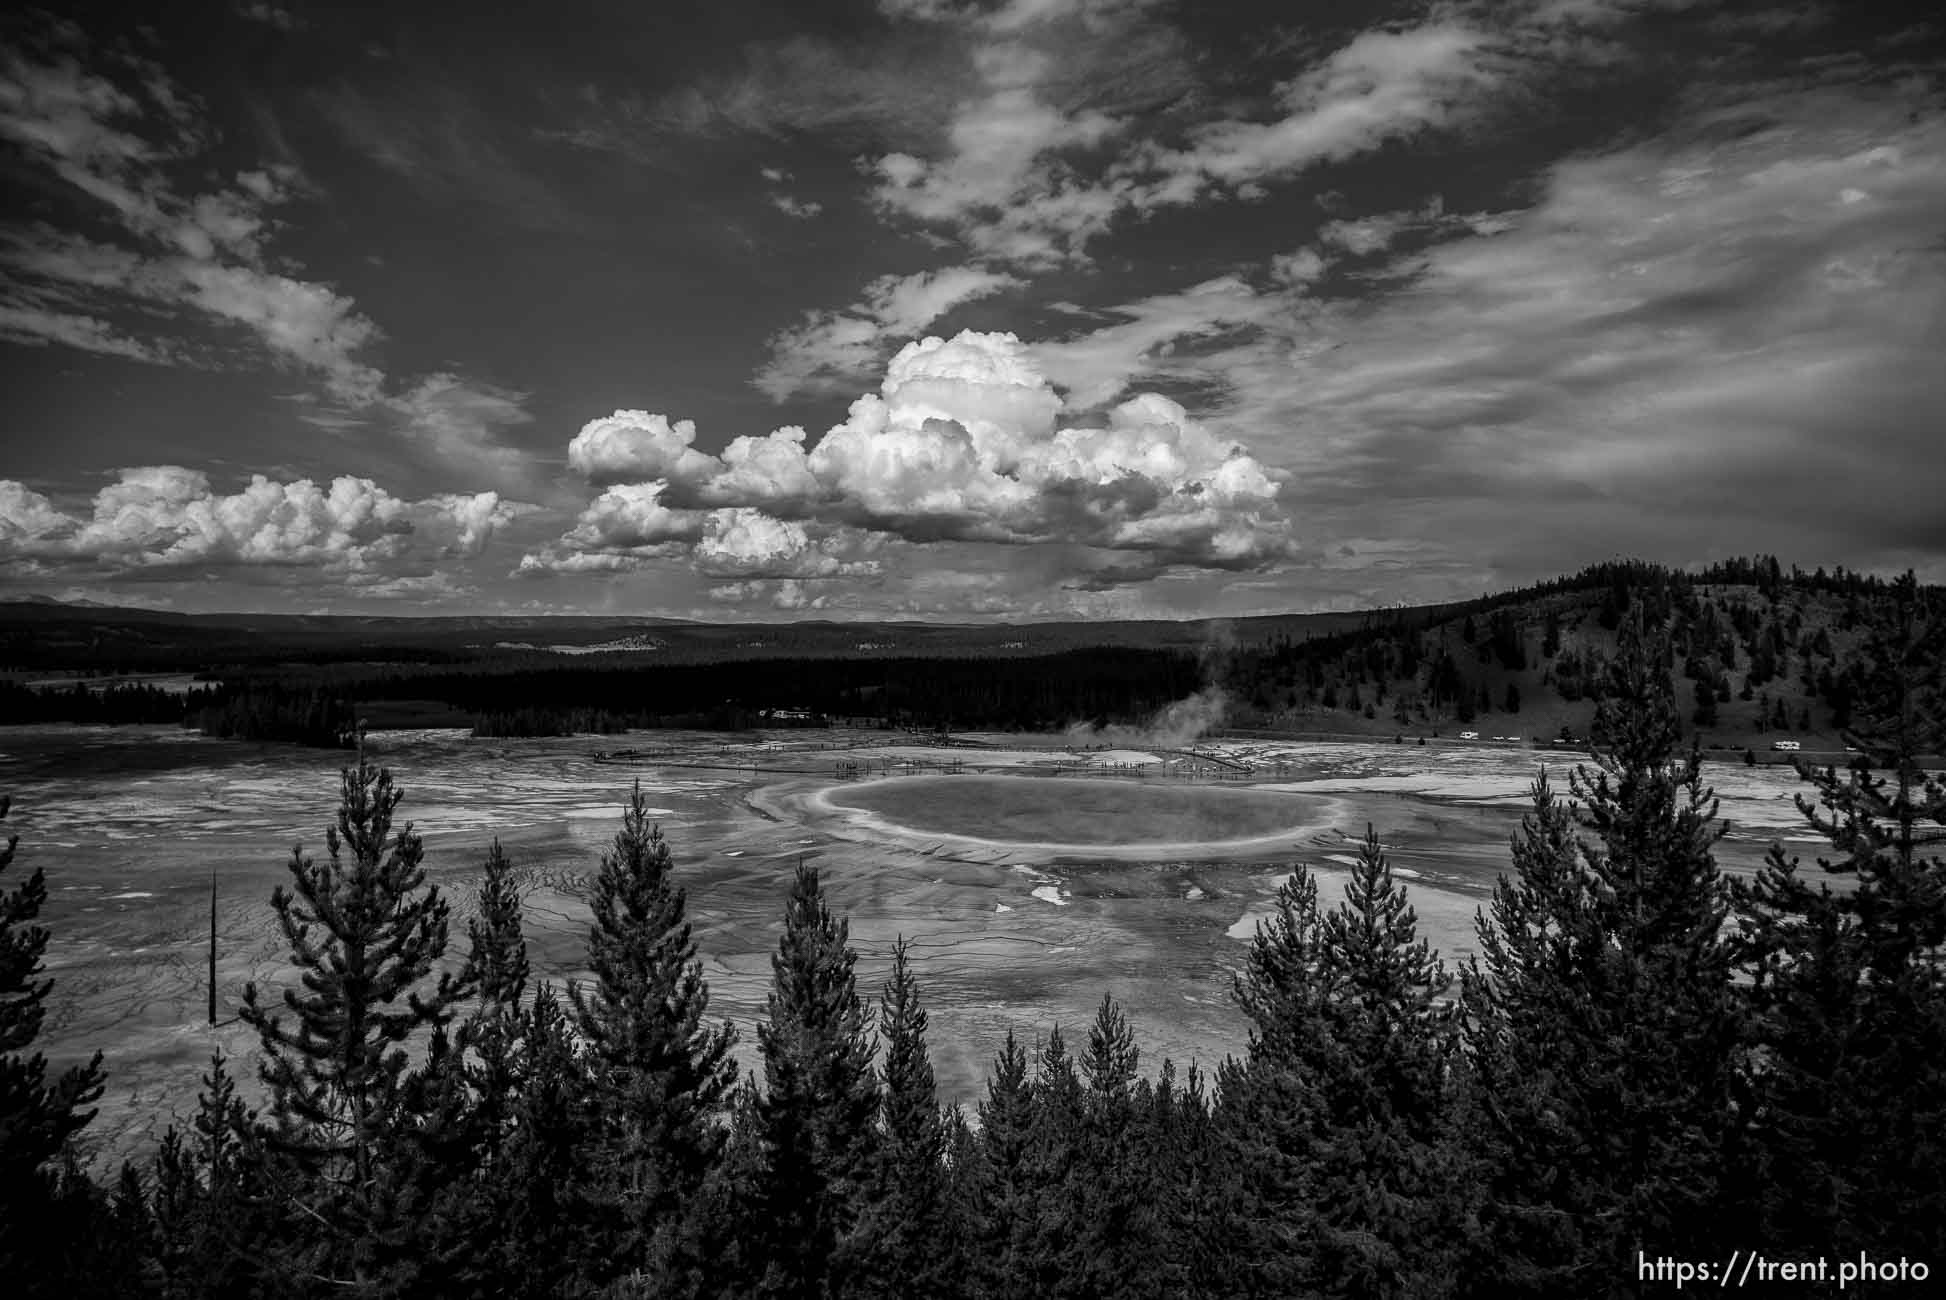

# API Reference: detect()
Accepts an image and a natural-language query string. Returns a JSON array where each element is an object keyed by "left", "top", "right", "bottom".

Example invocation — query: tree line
[
  {"left": 8, "top": 558, "right": 1938, "bottom": 749},
  {"left": 3, "top": 589, "right": 1944, "bottom": 1297}
]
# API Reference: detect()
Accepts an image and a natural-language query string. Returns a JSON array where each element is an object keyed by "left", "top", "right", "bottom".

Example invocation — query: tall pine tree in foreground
[
  {"left": 0, "top": 795, "right": 107, "bottom": 1291},
  {"left": 968, "top": 1028, "right": 1036, "bottom": 1297},
  {"left": 1216, "top": 861, "right": 1327, "bottom": 1297},
  {"left": 1459, "top": 771, "right": 1594, "bottom": 1292},
  {"left": 856, "top": 936, "right": 957, "bottom": 1300},
  {"left": 1023, "top": 1025, "right": 1086, "bottom": 1297},
  {"left": 752, "top": 860, "right": 881, "bottom": 1298},
  {"left": 569, "top": 783, "right": 737, "bottom": 1295},
  {"left": 1224, "top": 826, "right": 1472, "bottom": 1299},
  {"left": 1732, "top": 573, "right": 1946, "bottom": 1263},
  {"left": 1463, "top": 613, "right": 1740, "bottom": 1296},
  {"left": 238, "top": 741, "right": 475, "bottom": 1293},
  {"left": 1074, "top": 992, "right": 1156, "bottom": 1300}
]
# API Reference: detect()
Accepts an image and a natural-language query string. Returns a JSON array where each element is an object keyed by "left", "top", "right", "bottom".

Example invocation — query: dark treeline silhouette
[
  {"left": 0, "top": 680, "right": 186, "bottom": 725},
  {"left": 471, "top": 707, "right": 633, "bottom": 739},
  {"left": 186, "top": 683, "right": 359, "bottom": 748},
  {"left": 5, "top": 581, "right": 1944, "bottom": 1297},
  {"left": 356, "top": 646, "right": 1206, "bottom": 734}
]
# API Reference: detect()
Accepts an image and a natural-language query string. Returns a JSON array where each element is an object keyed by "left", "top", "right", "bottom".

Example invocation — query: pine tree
[
  {"left": 487, "top": 985, "right": 595, "bottom": 1297},
  {"left": 363, "top": 839, "right": 538, "bottom": 1298},
  {"left": 1464, "top": 614, "right": 1741, "bottom": 1295},
  {"left": 970, "top": 1029, "right": 1036, "bottom": 1297},
  {"left": 1141, "top": 1059, "right": 1222, "bottom": 1300},
  {"left": 1215, "top": 865, "right": 1328, "bottom": 1297},
  {"left": 569, "top": 783, "right": 736, "bottom": 1293},
  {"left": 856, "top": 937, "right": 956, "bottom": 1299},
  {"left": 1021, "top": 1025, "right": 1086, "bottom": 1297},
  {"left": 458, "top": 837, "right": 529, "bottom": 1154},
  {"left": 0, "top": 794, "right": 107, "bottom": 1280},
  {"left": 693, "top": 1071, "right": 769, "bottom": 1296},
  {"left": 1074, "top": 993, "right": 1156, "bottom": 1300},
  {"left": 1310, "top": 828, "right": 1474, "bottom": 1297},
  {"left": 1693, "top": 678, "right": 1717, "bottom": 727},
  {"left": 149, "top": 1051, "right": 280, "bottom": 1297},
  {"left": 1731, "top": 574, "right": 1946, "bottom": 1261},
  {"left": 237, "top": 741, "right": 475, "bottom": 1291},
  {"left": 753, "top": 861, "right": 881, "bottom": 1297}
]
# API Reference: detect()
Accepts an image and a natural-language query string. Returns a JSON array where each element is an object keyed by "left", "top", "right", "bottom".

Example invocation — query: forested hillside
[
  {"left": 4, "top": 556, "right": 1937, "bottom": 751},
  {"left": 1214, "top": 557, "right": 1922, "bottom": 751},
  {"left": 3, "top": 581, "right": 1942, "bottom": 1298}
]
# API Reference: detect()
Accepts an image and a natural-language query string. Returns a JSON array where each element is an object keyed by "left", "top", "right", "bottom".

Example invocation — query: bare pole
[{"left": 207, "top": 865, "right": 218, "bottom": 1025}]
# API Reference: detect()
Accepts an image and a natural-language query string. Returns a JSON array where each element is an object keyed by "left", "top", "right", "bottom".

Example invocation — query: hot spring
[{"left": 819, "top": 775, "right": 1331, "bottom": 855}]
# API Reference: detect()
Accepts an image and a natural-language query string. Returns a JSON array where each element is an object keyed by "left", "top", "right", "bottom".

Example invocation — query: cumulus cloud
[
  {"left": 566, "top": 411, "right": 721, "bottom": 488},
  {"left": 537, "top": 328, "right": 1293, "bottom": 583},
  {"left": 517, "top": 485, "right": 880, "bottom": 581},
  {"left": 693, "top": 511, "right": 882, "bottom": 580},
  {"left": 557, "top": 482, "right": 707, "bottom": 551},
  {"left": 0, "top": 481, "right": 70, "bottom": 542},
  {"left": 707, "top": 426, "right": 823, "bottom": 507},
  {"left": 0, "top": 466, "right": 523, "bottom": 577}
]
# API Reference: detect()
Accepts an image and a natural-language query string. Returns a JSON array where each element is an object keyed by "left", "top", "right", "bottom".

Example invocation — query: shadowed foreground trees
[{"left": 3, "top": 595, "right": 1943, "bottom": 1297}]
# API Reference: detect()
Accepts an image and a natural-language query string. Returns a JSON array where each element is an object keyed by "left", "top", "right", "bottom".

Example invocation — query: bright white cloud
[
  {"left": 0, "top": 481, "right": 71, "bottom": 542},
  {"left": 538, "top": 328, "right": 1293, "bottom": 583},
  {"left": 0, "top": 466, "right": 523, "bottom": 575},
  {"left": 707, "top": 426, "right": 823, "bottom": 507},
  {"left": 566, "top": 411, "right": 721, "bottom": 487},
  {"left": 693, "top": 510, "right": 881, "bottom": 579},
  {"left": 561, "top": 481, "right": 707, "bottom": 550}
]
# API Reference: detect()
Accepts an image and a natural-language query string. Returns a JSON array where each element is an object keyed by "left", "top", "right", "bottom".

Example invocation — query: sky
[{"left": 0, "top": 0, "right": 1942, "bottom": 620}]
